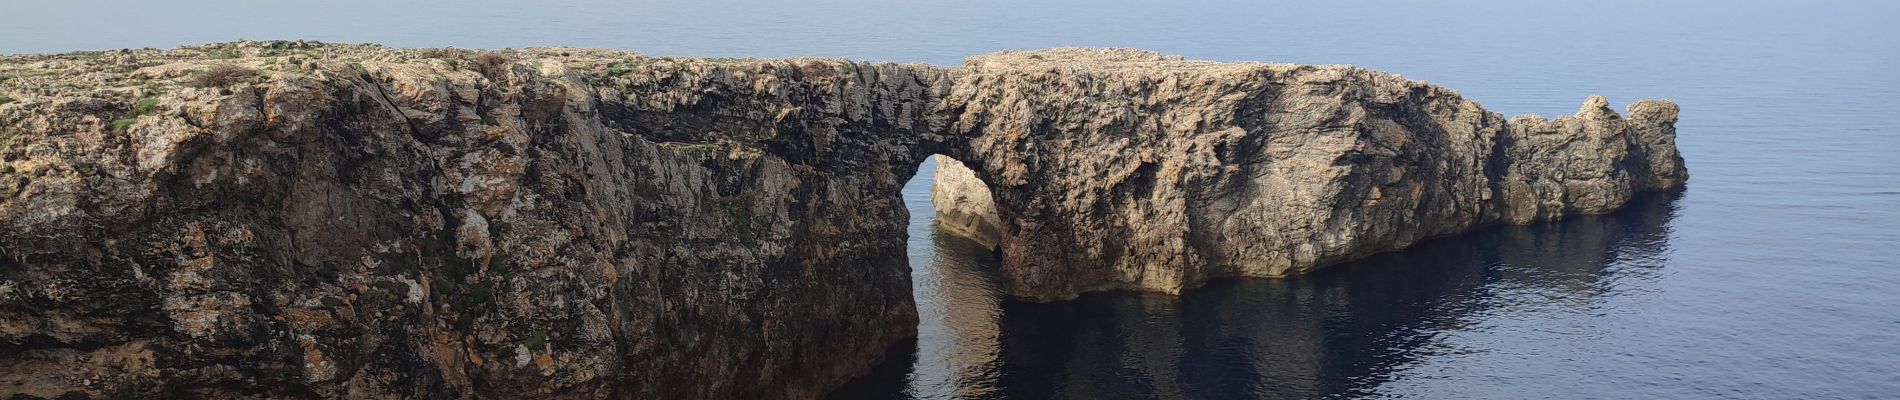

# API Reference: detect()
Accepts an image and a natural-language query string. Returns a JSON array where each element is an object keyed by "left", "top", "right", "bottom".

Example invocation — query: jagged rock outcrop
[
  {"left": 932, "top": 49, "right": 1686, "bottom": 301},
  {"left": 0, "top": 41, "right": 1683, "bottom": 399}
]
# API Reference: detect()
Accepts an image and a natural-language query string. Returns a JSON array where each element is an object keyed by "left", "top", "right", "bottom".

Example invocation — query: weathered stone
[
  {"left": 932, "top": 50, "right": 1687, "bottom": 301},
  {"left": 930, "top": 156, "right": 1004, "bottom": 249},
  {"left": 0, "top": 41, "right": 1684, "bottom": 399}
]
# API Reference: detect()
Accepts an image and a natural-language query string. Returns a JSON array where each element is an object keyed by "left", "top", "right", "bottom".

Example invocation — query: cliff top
[
  {"left": 0, "top": 40, "right": 1675, "bottom": 139},
  {"left": 0, "top": 40, "right": 1411, "bottom": 107},
  {"left": 0, "top": 41, "right": 624, "bottom": 104},
  {"left": 964, "top": 47, "right": 1337, "bottom": 74}
]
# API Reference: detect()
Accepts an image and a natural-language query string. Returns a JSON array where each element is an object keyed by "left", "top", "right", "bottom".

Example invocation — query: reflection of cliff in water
[
  {"left": 832, "top": 192, "right": 1680, "bottom": 399},
  {"left": 832, "top": 225, "right": 1010, "bottom": 399}
]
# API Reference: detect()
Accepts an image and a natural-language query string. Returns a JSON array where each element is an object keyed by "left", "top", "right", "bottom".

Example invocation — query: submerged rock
[{"left": 0, "top": 41, "right": 1683, "bottom": 399}]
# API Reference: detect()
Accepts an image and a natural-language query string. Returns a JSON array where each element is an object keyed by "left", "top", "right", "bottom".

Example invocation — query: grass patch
[
  {"left": 0, "top": 94, "right": 13, "bottom": 105},
  {"left": 109, "top": 118, "right": 137, "bottom": 132},
  {"left": 521, "top": 330, "right": 549, "bottom": 351},
  {"left": 715, "top": 195, "right": 758, "bottom": 240},
  {"left": 445, "top": 277, "right": 497, "bottom": 330},
  {"left": 132, "top": 97, "right": 158, "bottom": 116},
  {"left": 605, "top": 62, "right": 636, "bottom": 76}
]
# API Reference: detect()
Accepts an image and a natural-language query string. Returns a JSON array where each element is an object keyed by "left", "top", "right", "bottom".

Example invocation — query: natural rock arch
[
  {"left": 930, "top": 49, "right": 1684, "bottom": 302},
  {"left": 0, "top": 42, "right": 1682, "bottom": 399}
]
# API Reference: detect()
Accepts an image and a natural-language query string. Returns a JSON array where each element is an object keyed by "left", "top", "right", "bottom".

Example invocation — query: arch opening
[{"left": 831, "top": 154, "right": 1009, "bottom": 398}]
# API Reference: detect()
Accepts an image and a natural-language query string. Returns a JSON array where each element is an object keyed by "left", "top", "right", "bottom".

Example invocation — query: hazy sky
[
  {"left": 3, "top": 0, "right": 1894, "bottom": 121},
  {"left": 4, "top": 0, "right": 1893, "bottom": 67}
]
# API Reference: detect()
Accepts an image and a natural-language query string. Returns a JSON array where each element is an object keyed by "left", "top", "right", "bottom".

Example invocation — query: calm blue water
[{"left": 7, "top": 1, "right": 1896, "bottom": 398}]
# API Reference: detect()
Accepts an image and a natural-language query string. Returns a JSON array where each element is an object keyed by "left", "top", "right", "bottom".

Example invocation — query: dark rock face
[{"left": 0, "top": 42, "right": 1683, "bottom": 399}]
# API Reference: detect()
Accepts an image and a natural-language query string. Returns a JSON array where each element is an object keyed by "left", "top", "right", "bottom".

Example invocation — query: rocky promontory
[
  {"left": 0, "top": 41, "right": 1683, "bottom": 399},
  {"left": 934, "top": 49, "right": 1686, "bottom": 301}
]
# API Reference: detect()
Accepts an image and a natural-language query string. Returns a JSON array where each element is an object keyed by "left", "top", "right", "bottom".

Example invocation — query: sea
[{"left": 4, "top": 0, "right": 1896, "bottom": 398}]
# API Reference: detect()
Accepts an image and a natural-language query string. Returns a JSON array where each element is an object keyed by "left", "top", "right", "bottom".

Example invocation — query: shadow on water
[{"left": 832, "top": 191, "right": 1681, "bottom": 400}]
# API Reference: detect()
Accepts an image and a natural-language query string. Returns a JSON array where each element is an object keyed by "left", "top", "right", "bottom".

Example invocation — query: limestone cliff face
[
  {"left": 0, "top": 42, "right": 1683, "bottom": 398},
  {"left": 933, "top": 49, "right": 1686, "bottom": 301},
  {"left": 0, "top": 42, "right": 946, "bottom": 399}
]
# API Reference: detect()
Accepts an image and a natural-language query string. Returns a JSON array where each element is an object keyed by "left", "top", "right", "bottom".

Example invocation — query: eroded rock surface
[
  {"left": 0, "top": 41, "right": 1683, "bottom": 399},
  {"left": 933, "top": 49, "right": 1687, "bottom": 300},
  {"left": 929, "top": 156, "right": 1005, "bottom": 249}
]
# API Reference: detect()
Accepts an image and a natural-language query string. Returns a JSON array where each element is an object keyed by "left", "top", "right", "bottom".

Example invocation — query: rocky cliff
[
  {"left": 0, "top": 41, "right": 1683, "bottom": 399},
  {"left": 933, "top": 49, "right": 1687, "bottom": 301}
]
